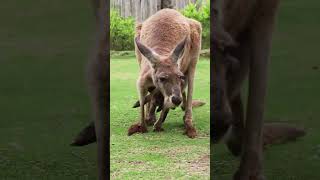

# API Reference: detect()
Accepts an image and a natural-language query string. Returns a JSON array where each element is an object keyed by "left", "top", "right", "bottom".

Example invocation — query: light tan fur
[{"left": 137, "top": 9, "right": 201, "bottom": 74}]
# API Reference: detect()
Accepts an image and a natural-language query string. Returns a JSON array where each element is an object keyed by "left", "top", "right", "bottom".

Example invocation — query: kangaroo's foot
[
  {"left": 70, "top": 122, "right": 96, "bottom": 146},
  {"left": 183, "top": 125, "right": 197, "bottom": 138},
  {"left": 234, "top": 151, "right": 265, "bottom": 180},
  {"left": 183, "top": 112, "right": 197, "bottom": 138},
  {"left": 225, "top": 125, "right": 243, "bottom": 156},
  {"left": 128, "top": 123, "right": 148, "bottom": 136}
]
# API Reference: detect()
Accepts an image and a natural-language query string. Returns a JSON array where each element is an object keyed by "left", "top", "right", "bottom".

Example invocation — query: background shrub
[
  {"left": 110, "top": 10, "right": 135, "bottom": 51},
  {"left": 181, "top": 0, "right": 210, "bottom": 49},
  {"left": 110, "top": 1, "right": 210, "bottom": 51}
]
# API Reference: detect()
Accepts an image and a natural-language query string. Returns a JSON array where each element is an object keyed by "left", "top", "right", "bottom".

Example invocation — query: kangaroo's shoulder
[
  {"left": 187, "top": 18, "right": 202, "bottom": 35},
  {"left": 186, "top": 18, "right": 202, "bottom": 50}
]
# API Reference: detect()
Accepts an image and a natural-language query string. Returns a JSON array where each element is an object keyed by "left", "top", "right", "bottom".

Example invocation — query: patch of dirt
[
  {"left": 187, "top": 154, "right": 210, "bottom": 177},
  {"left": 128, "top": 160, "right": 145, "bottom": 165},
  {"left": 158, "top": 146, "right": 210, "bottom": 178}
]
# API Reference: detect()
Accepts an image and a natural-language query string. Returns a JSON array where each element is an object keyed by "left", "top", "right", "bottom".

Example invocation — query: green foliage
[
  {"left": 110, "top": 10, "right": 135, "bottom": 50},
  {"left": 181, "top": 0, "right": 210, "bottom": 49},
  {"left": 111, "top": 1, "right": 210, "bottom": 51}
]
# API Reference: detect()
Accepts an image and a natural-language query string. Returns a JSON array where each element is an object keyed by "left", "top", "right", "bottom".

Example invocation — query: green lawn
[
  {"left": 213, "top": 0, "right": 320, "bottom": 179},
  {"left": 0, "top": 0, "right": 98, "bottom": 179},
  {"left": 110, "top": 57, "right": 210, "bottom": 179}
]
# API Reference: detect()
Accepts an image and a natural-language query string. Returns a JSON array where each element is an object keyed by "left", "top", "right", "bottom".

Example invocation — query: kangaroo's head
[{"left": 135, "top": 37, "right": 187, "bottom": 109}]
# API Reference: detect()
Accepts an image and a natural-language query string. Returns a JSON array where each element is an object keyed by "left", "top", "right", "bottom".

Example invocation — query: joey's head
[{"left": 135, "top": 37, "right": 187, "bottom": 109}]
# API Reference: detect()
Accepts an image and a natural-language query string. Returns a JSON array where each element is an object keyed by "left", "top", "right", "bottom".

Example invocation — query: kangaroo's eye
[
  {"left": 179, "top": 75, "right": 185, "bottom": 80},
  {"left": 159, "top": 77, "right": 167, "bottom": 82}
]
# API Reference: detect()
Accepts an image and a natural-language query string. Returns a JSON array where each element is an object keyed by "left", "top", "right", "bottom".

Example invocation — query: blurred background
[
  {"left": 212, "top": 0, "right": 320, "bottom": 179},
  {"left": 0, "top": 0, "right": 98, "bottom": 179}
]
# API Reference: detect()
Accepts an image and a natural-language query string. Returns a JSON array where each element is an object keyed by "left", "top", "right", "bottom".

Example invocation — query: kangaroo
[
  {"left": 212, "top": 0, "right": 305, "bottom": 179},
  {"left": 127, "top": 9, "right": 202, "bottom": 138}
]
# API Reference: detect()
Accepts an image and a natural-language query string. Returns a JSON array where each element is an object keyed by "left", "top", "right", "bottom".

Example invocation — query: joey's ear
[
  {"left": 170, "top": 37, "right": 187, "bottom": 63},
  {"left": 135, "top": 37, "right": 159, "bottom": 66}
]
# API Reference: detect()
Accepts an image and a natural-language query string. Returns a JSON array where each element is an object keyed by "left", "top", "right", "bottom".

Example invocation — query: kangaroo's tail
[
  {"left": 191, "top": 100, "right": 206, "bottom": 108},
  {"left": 263, "top": 122, "right": 306, "bottom": 147}
]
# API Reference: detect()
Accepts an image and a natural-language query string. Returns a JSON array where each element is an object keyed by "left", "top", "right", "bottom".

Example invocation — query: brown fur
[{"left": 129, "top": 9, "right": 202, "bottom": 138}]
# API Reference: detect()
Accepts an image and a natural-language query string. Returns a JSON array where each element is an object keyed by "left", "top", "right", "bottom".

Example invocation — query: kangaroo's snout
[{"left": 171, "top": 96, "right": 182, "bottom": 106}]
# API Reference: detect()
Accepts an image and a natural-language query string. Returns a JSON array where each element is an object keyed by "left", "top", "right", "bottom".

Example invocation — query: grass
[
  {"left": 110, "top": 58, "right": 210, "bottom": 179},
  {"left": 212, "top": 0, "right": 320, "bottom": 179},
  {"left": 0, "top": 0, "right": 98, "bottom": 179}
]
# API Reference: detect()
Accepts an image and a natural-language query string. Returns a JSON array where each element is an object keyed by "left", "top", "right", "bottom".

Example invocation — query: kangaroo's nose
[{"left": 171, "top": 96, "right": 182, "bottom": 106}]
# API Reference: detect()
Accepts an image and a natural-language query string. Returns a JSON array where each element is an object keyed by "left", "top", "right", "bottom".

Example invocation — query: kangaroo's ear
[
  {"left": 170, "top": 37, "right": 187, "bottom": 63},
  {"left": 135, "top": 37, "right": 160, "bottom": 66}
]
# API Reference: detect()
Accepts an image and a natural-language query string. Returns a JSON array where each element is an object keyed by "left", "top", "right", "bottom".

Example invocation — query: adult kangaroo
[
  {"left": 212, "top": 0, "right": 305, "bottom": 179},
  {"left": 128, "top": 8, "right": 202, "bottom": 138}
]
